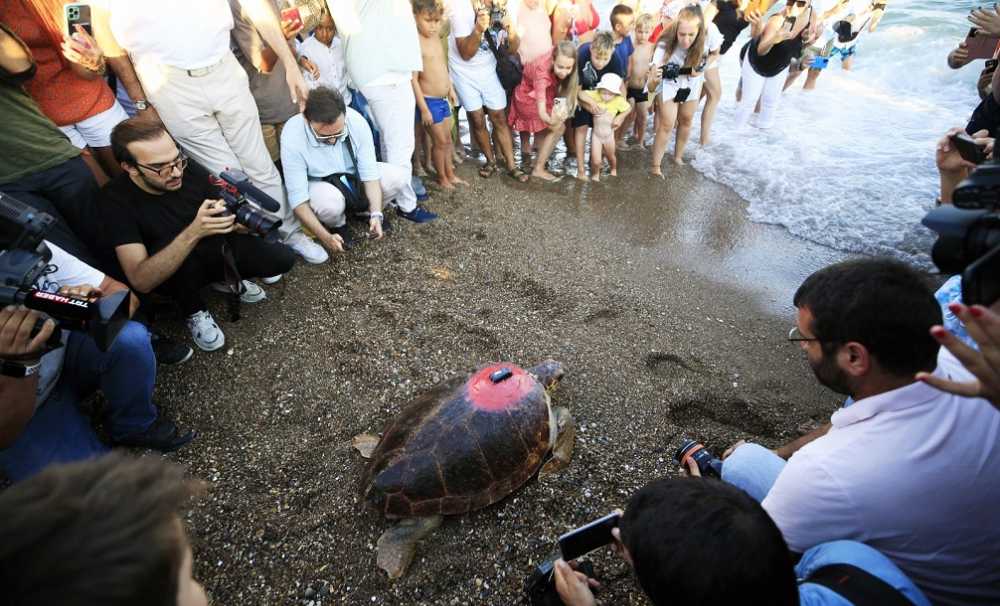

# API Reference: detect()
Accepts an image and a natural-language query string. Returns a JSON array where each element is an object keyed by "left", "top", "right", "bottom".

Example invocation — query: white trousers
[
  {"left": 733, "top": 58, "right": 787, "bottom": 131},
  {"left": 136, "top": 52, "right": 300, "bottom": 238},
  {"left": 358, "top": 80, "right": 418, "bottom": 209},
  {"left": 307, "top": 161, "right": 414, "bottom": 226}
]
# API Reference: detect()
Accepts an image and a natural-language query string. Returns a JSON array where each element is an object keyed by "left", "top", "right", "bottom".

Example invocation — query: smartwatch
[{"left": 0, "top": 359, "right": 41, "bottom": 379}]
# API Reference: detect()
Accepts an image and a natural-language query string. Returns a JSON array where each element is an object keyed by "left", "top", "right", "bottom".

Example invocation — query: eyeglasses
[
  {"left": 136, "top": 152, "right": 187, "bottom": 178},
  {"left": 788, "top": 326, "right": 821, "bottom": 342},
  {"left": 786, "top": 0, "right": 808, "bottom": 6},
  {"left": 310, "top": 122, "right": 348, "bottom": 145}
]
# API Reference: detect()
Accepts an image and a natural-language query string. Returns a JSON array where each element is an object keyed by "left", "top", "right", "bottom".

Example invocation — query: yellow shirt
[{"left": 584, "top": 90, "right": 631, "bottom": 117}]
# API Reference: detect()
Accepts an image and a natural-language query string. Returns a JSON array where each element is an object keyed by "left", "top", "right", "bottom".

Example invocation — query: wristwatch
[
  {"left": 134, "top": 99, "right": 148, "bottom": 111},
  {"left": 0, "top": 359, "right": 41, "bottom": 379},
  {"left": 370, "top": 211, "right": 384, "bottom": 222}
]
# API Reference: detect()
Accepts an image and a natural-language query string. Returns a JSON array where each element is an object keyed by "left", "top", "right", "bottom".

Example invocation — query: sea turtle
[{"left": 353, "top": 359, "right": 574, "bottom": 579}]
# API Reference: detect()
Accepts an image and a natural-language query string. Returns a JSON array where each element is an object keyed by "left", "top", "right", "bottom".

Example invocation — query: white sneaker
[
  {"left": 186, "top": 310, "right": 225, "bottom": 352},
  {"left": 261, "top": 274, "right": 282, "bottom": 284},
  {"left": 210, "top": 280, "right": 266, "bottom": 303},
  {"left": 285, "top": 232, "right": 329, "bottom": 264}
]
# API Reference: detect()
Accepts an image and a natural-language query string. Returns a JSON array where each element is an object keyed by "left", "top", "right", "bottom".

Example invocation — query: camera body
[
  {"left": 674, "top": 439, "right": 723, "bottom": 478},
  {"left": 490, "top": 4, "right": 506, "bottom": 30},
  {"left": 661, "top": 62, "right": 692, "bottom": 80},
  {"left": 211, "top": 169, "right": 283, "bottom": 242},
  {"left": 923, "top": 161, "right": 1000, "bottom": 307}
]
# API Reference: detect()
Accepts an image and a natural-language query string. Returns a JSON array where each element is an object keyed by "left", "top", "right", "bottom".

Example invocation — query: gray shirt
[{"left": 228, "top": 0, "right": 299, "bottom": 125}]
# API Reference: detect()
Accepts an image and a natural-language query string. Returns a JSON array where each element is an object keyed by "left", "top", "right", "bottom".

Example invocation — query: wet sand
[{"left": 157, "top": 152, "right": 850, "bottom": 605}]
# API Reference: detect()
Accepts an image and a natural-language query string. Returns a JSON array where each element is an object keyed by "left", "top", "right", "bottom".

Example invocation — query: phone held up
[
  {"left": 64, "top": 3, "right": 93, "bottom": 37},
  {"left": 950, "top": 131, "right": 988, "bottom": 165},
  {"left": 524, "top": 512, "right": 621, "bottom": 606}
]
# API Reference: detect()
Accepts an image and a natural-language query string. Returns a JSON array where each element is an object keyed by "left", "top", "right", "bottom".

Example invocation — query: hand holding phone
[
  {"left": 965, "top": 27, "right": 1000, "bottom": 61},
  {"left": 950, "top": 131, "right": 988, "bottom": 164},
  {"left": 558, "top": 512, "right": 621, "bottom": 561},
  {"left": 64, "top": 3, "right": 92, "bottom": 37}
]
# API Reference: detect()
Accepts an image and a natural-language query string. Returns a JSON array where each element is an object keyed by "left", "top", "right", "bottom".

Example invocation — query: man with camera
[
  {"left": 100, "top": 118, "right": 296, "bottom": 352},
  {"left": 715, "top": 259, "right": 1000, "bottom": 605},
  {"left": 280, "top": 87, "right": 436, "bottom": 255},
  {"left": 0, "top": 240, "right": 194, "bottom": 482}
]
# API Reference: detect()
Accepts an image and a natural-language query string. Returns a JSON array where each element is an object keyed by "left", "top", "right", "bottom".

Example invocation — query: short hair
[
  {"left": 620, "top": 478, "right": 798, "bottom": 606},
  {"left": 610, "top": 4, "right": 634, "bottom": 27},
  {"left": 592, "top": 30, "right": 615, "bottom": 54},
  {"left": 303, "top": 86, "right": 347, "bottom": 124},
  {"left": 636, "top": 12, "right": 656, "bottom": 31},
  {"left": 793, "top": 258, "right": 942, "bottom": 376},
  {"left": 0, "top": 453, "right": 205, "bottom": 606},
  {"left": 412, "top": 0, "right": 443, "bottom": 16},
  {"left": 111, "top": 117, "right": 170, "bottom": 166}
]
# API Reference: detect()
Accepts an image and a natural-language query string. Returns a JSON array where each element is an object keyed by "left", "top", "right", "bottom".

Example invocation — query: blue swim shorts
[{"left": 416, "top": 96, "right": 452, "bottom": 125}]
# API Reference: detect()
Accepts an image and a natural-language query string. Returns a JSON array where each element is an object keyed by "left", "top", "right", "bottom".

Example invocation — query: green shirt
[{"left": 0, "top": 24, "right": 79, "bottom": 185}]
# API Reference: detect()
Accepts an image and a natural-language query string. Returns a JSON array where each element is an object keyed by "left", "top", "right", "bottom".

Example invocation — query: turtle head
[{"left": 528, "top": 359, "right": 565, "bottom": 391}]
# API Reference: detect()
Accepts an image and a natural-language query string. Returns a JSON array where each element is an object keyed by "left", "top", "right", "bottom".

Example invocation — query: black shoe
[
  {"left": 332, "top": 223, "right": 355, "bottom": 250},
  {"left": 114, "top": 415, "right": 196, "bottom": 453},
  {"left": 151, "top": 332, "right": 193, "bottom": 366}
]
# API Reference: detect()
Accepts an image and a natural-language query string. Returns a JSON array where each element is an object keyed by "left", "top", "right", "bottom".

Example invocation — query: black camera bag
[
  {"left": 803, "top": 563, "right": 916, "bottom": 606},
  {"left": 484, "top": 30, "right": 523, "bottom": 91},
  {"left": 315, "top": 134, "right": 369, "bottom": 213}
]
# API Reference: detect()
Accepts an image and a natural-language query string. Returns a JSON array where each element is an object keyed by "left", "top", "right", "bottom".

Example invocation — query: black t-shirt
[
  {"left": 577, "top": 43, "right": 627, "bottom": 91},
  {"left": 967, "top": 93, "right": 1000, "bottom": 141},
  {"left": 101, "top": 163, "right": 218, "bottom": 256}
]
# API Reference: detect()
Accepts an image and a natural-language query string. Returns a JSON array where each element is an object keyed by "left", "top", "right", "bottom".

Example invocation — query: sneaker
[
  {"left": 261, "top": 274, "right": 282, "bottom": 284},
  {"left": 397, "top": 206, "right": 438, "bottom": 223},
  {"left": 332, "top": 224, "right": 354, "bottom": 250},
  {"left": 285, "top": 231, "right": 329, "bottom": 264},
  {"left": 114, "top": 415, "right": 195, "bottom": 453},
  {"left": 151, "top": 332, "right": 193, "bottom": 366},
  {"left": 210, "top": 280, "right": 266, "bottom": 303},
  {"left": 186, "top": 310, "right": 225, "bottom": 352}
]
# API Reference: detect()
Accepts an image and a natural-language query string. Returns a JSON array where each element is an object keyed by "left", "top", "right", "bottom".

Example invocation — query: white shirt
[
  {"left": 762, "top": 349, "right": 1000, "bottom": 606},
  {"left": 448, "top": 0, "right": 498, "bottom": 80},
  {"left": 107, "top": 0, "right": 234, "bottom": 70},
  {"left": 299, "top": 35, "right": 353, "bottom": 104}
]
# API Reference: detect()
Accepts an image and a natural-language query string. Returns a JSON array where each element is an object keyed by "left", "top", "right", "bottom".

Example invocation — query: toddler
[{"left": 582, "top": 73, "right": 631, "bottom": 181}]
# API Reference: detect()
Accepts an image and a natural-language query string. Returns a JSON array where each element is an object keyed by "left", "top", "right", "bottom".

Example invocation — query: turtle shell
[{"left": 362, "top": 363, "right": 553, "bottom": 518}]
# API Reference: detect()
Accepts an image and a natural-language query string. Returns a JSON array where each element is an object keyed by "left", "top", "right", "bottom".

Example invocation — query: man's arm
[
  {"left": 0, "top": 308, "right": 55, "bottom": 449},
  {"left": 292, "top": 203, "right": 344, "bottom": 253},
  {"left": 456, "top": 3, "right": 491, "bottom": 61},
  {"left": 775, "top": 422, "right": 832, "bottom": 460},
  {"left": 239, "top": 0, "right": 309, "bottom": 106},
  {"left": 115, "top": 199, "right": 235, "bottom": 293}
]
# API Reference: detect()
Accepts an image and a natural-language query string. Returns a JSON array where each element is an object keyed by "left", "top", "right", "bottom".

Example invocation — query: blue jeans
[
  {"left": 721, "top": 442, "right": 787, "bottom": 503},
  {"left": 0, "top": 321, "right": 157, "bottom": 482}
]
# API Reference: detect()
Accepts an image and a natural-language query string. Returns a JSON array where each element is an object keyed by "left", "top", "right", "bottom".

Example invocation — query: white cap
[{"left": 596, "top": 72, "right": 623, "bottom": 94}]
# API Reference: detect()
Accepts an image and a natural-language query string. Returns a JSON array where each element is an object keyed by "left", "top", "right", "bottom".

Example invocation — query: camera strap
[
  {"left": 802, "top": 563, "right": 915, "bottom": 606},
  {"left": 221, "top": 240, "right": 242, "bottom": 322}
]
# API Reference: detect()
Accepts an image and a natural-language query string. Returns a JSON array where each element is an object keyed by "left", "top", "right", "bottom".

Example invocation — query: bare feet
[
  {"left": 531, "top": 168, "right": 562, "bottom": 182},
  {"left": 452, "top": 175, "right": 470, "bottom": 187},
  {"left": 414, "top": 164, "right": 428, "bottom": 177},
  {"left": 651, "top": 168, "right": 664, "bottom": 179},
  {"left": 453, "top": 150, "right": 465, "bottom": 165},
  {"left": 576, "top": 169, "right": 588, "bottom": 181},
  {"left": 436, "top": 179, "right": 456, "bottom": 190},
  {"left": 672, "top": 156, "right": 685, "bottom": 166},
  {"left": 610, "top": 169, "right": 618, "bottom": 177}
]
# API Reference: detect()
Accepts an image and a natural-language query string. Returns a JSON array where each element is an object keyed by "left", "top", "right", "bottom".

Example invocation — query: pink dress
[{"left": 508, "top": 53, "right": 557, "bottom": 133}]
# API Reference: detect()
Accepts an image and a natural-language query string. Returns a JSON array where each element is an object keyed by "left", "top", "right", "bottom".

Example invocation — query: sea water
[{"left": 597, "top": 0, "right": 983, "bottom": 266}]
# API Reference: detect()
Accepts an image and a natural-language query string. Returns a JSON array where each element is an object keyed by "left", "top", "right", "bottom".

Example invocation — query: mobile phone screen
[{"left": 558, "top": 512, "right": 621, "bottom": 561}]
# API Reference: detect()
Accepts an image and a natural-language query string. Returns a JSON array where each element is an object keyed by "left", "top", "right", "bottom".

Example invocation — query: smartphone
[
  {"left": 950, "top": 131, "right": 987, "bottom": 165},
  {"left": 558, "top": 512, "right": 621, "bottom": 561},
  {"left": 65, "top": 3, "right": 92, "bottom": 37},
  {"left": 782, "top": 14, "right": 796, "bottom": 31},
  {"left": 966, "top": 28, "right": 1000, "bottom": 61},
  {"left": 963, "top": 243, "right": 1000, "bottom": 307}
]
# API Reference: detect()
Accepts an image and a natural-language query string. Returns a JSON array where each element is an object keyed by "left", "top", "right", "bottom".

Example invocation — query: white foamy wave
[{"left": 880, "top": 24, "right": 926, "bottom": 40}]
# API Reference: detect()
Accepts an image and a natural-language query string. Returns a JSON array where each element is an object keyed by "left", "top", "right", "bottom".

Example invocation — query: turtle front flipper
[
  {"left": 376, "top": 516, "right": 443, "bottom": 579},
  {"left": 539, "top": 406, "right": 575, "bottom": 481},
  {"left": 352, "top": 433, "right": 381, "bottom": 459}
]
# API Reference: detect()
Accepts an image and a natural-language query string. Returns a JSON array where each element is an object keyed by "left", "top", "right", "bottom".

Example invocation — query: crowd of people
[{"left": 2, "top": 0, "right": 1000, "bottom": 605}]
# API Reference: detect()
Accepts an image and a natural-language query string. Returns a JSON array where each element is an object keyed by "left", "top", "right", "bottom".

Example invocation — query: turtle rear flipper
[
  {"left": 377, "top": 516, "right": 443, "bottom": 579},
  {"left": 539, "top": 406, "right": 575, "bottom": 481}
]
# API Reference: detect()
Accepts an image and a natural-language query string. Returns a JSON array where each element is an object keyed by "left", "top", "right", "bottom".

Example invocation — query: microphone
[{"left": 218, "top": 169, "right": 281, "bottom": 212}]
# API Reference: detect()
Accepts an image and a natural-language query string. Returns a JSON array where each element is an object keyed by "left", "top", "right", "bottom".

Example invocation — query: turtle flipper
[
  {"left": 352, "top": 433, "right": 381, "bottom": 459},
  {"left": 376, "top": 516, "right": 443, "bottom": 579},
  {"left": 539, "top": 406, "right": 575, "bottom": 481}
]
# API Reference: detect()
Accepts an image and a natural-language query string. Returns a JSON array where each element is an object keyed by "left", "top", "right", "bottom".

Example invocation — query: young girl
[
  {"left": 648, "top": 4, "right": 707, "bottom": 175},
  {"left": 733, "top": 0, "right": 813, "bottom": 130},
  {"left": 506, "top": 41, "right": 578, "bottom": 182},
  {"left": 695, "top": 1, "right": 724, "bottom": 146},
  {"left": 511, "top": 0, "right": 555, "bottom": 168}
]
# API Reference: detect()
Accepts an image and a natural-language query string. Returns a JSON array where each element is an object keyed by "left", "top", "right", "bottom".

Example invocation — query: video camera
[
  {"left": 0, "top": 193, "right": 130, "bottom": 352},
  {"left": 923, "top": 159, "right": 1000, "bottom": 307},
  {"left": 209, "top": 169, "right": 283, "bottom": 242}
]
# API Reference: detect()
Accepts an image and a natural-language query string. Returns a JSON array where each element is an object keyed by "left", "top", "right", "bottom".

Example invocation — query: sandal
[
  {"left": 507, "top": 167, "right": 530, "bottom": 183},
  {"left": 479, "top": 163, "right": 497, "bottom": 178}
]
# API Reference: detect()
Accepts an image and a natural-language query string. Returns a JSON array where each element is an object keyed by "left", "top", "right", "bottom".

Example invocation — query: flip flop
[
  {"left": 479, "top": 163, "right": 497, "bottom": 178},
  {"left": 507, "top": 167, "right": 530, "bottom": 183},
  {"left": 533, "top": 173, "right": 564, "bottom": 183}
]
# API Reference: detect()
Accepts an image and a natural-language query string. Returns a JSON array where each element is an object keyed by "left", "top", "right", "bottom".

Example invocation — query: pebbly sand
[{"left": 155, "top": 151, "right": 852, "bottom": 605}]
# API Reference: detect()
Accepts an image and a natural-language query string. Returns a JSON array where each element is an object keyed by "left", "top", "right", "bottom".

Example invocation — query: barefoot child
[
  {"left": 582, "top": 73, "right": 631, "bottom": 181},
  {"left": 648, "top": 4, "right": 707, "bottom": 175},
  {"left": 610, "top": 4, "right": 637, "bottom": 146},
  {"left": 627, "top": 13, "right": 656, "bottom": 149},
  {"left": 412, "top": 0, "right": 468, "bottom": 189}
]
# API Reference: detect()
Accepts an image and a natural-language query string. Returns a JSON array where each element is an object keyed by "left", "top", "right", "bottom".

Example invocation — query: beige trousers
[
  {"left": 307, "top": 162, "right": 411, "bottom": 228},
  {"left": 135, "top": 51, "right": 299, "bottom": 238}
]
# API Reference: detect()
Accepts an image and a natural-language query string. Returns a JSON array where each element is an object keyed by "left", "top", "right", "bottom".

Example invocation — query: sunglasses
[
  {"left": 786, "top": 0, "right": 808, "bottom": 6},
  {"left": 310, "top": 122, "right": 349, "bottom": 145}
]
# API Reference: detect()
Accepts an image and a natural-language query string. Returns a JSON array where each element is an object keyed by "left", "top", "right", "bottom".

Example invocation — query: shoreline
[{"left": 159, "top": 155, "right": 848, "bottom": 604}]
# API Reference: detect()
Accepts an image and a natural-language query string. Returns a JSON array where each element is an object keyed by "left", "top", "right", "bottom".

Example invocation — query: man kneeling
[
  {"left": 280, "top": 87, "right": 437, "bottom": 256},
  {"left": 101, "top": 119, "right": 296, "bottom": 352}
]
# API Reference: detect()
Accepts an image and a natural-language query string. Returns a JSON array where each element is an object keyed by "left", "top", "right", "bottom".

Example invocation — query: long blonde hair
[
  {"left": 553, "top": 40, "right": 580, "bottom": 114},
  {"left": 658, "top": 4, "right": 707, "bottom": 71}
]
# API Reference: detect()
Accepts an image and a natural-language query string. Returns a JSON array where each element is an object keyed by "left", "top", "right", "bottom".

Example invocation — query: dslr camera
[
  {"left": 923, "top": 154, "right": 1000, "bottom": 307},
  {"left": 661, "top": 62, "right": 693, "bottom": 81},
  {"left": 210, "top": 169, "right": 283, "bottom": 242},
  {"left": 674, "top": 438, "right": 723, "bottom": 478},
  {"left": 489, "top": 0, "right": 506, "bottom": 30},
  {"left": 0, "top": 193, "right": 130, "bottom": 352}
]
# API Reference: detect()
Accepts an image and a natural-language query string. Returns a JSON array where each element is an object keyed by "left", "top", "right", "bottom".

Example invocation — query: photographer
[
  {"left": 101, "top": 118, "right": 296, "bottom": 352},
  {"left": 715, "top": 259, "right": 1000, "bottom": 605},
  {"left": 0, "top": 452, "right": 208, "bottom": 606},
  {"left": 0, "top": 240, "right": 193, "bottom": 482},
  {"left": 280, "top": 87, "right": 434, "bottom": 254},
  {"left": 552, "top": 478, "right": 929, "bottom": 606}
]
